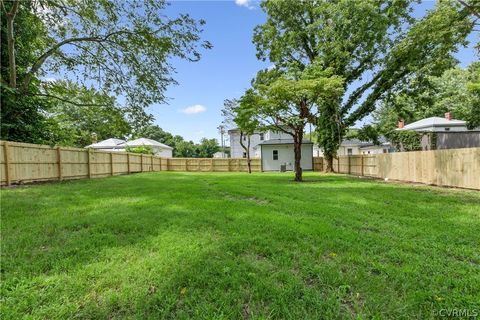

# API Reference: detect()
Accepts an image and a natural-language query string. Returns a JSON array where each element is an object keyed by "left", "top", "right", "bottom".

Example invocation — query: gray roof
[
  {"left": 259, "top": 139, "right": 313, "bottom": 145},
  {"left": 341, "top": 139, "right": 372, "bottom": 146},
  {"left": 397, "top": 117, "right": 466, "bottom": 131},
  {"left": 341, "top": 136, "right": 390, "bottom": 147}
]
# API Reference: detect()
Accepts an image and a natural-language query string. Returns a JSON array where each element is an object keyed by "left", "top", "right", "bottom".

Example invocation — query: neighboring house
[
  {"left": 313, "top": 137, "right": 393, "bottom": 157},
  {"left": 228, "top": 127, "right": 313, "bottom": 171},
  {"left": 86, "top": 138, "right": 126, "bottom": 151},
  {"left": 86, "top": 137, "right": 173, "bottom": 157},
  {"left": 396, "top": 112, "right": 480, "bottom": 150},
  {"left": 120, "top": 138, "right": 173, "bottom": 158}
]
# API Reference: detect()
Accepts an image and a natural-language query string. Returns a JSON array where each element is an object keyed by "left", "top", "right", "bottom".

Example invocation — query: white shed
[{"left": 259, "top": 139, "right": 313, "bottom": 172}]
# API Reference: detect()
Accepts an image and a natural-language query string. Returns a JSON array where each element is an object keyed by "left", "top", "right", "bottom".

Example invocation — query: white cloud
[
  {"left": 179, "top": 104, "right": 207, "bottom": 115},
  {"left": 235, "top": 0, "right": 254, "bottom": 9}
]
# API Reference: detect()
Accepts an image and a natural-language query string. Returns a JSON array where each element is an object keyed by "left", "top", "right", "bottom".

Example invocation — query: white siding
[
  {"left": 261, "top": 144, "right": 313, "bottom": 171},
  {"left": 229, "top": 131, "right": 263, "bottom": 158}
]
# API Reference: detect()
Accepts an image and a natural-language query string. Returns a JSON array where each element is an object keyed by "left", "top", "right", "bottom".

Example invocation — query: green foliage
[
  {"left": 387, "top": 131, "right": 423, "bottom": 152},
  {"left": 196, "top": 138, "right": 220, "bottom": 158},
  {"left": 1, "top": 0, "right": 210, "bottom": 145},
  {"left": 253, "top": 0, "right": 475, "bottom": 162},
  {"left": 125, "top": 145, "right": 154, "bottom": 155},
  {"left": 44, "top": 81, "right": 131, "bottom": 147},
  {"left": 2, "top": 172, "right": 479, "bottom": 318},
  {"left": 374, "top": 62, "right": 480, "bottom": 146}
]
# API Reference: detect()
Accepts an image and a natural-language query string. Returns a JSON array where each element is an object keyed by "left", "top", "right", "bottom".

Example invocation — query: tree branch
[
  {"left": 22, "top": 30, "right": 131, "bottom": 90},
  {"left": 30, "top": 92, "right": 111, "bottom": 107},
  {"left": 457, "top": 0, "right": 480, "bottom": 19},
  {"left": 340, "top": 71, "right": 383, "bottom": 115}
]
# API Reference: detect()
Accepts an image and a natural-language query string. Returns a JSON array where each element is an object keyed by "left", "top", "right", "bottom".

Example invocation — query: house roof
[
  {"left": 86, "top": 138, "right": 125, "bottom": 149},
  {"left": 341, "top": 136, "right": 390, "bottom": 147},
  {"left": 341, "top": 139, "right": 372, "bottom": 147},
  {"left": 258, "top": 139, "right": 313, "bottom": 145},
  {"left": 397, "top": 117, "right": 466, "bottom": 131},
  {"left": 121, "top": 138, "right": 174, "bottom": 150}
]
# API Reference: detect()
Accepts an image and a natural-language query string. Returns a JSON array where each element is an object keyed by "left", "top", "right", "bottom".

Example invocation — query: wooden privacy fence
[
  {"left": 1, "top": 141, "right": 478, "bottom": 189},
  {"left": 331, "top": 148, "right": 480, "bottom": 190},
  {"left": 0, "top": 141, "right": 260, "bottom": 186}
]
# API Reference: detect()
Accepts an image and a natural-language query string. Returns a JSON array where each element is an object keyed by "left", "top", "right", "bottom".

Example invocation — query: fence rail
[{"left": 0, "top": 141, "right": 260, "bottom": 185}]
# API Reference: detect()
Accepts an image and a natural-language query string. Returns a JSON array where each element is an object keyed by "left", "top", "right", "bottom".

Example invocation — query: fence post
[
  {"left": 185, "top": 159, "right": 188, "bottom": 171},
  {"left": 4, "top": 142, "right": 11, "bottom": 186},
  {"left": 57, "top": 146, "right": 62, "bottom": 181},
  {"left": 110, "top": 153, "right": 114, "bottom": 176},
  {"left": 127, "top": 153, "right": 131, "bottom": 174},
  {"left": 151, "top": 155, "right": 154, "bottom": 171},
  {"left": 348, "top": 156, "right": 351, "bottom": 174},
  {"left": 337, "top": 157, "right": 340, "bottom": 173},
  {"left": 167, "top": 158, "right": 170, "bottom": 171},
  {"left": 361, "top": 155, "right": 364, "bottom": 176},
  {"left": 210, "top": 158, "right": 214, "bottom": 171},
  {"left": 87, "top": 149, "right": 92, "bottom": 179},
  {"left": 141, "top": 154, "right": 144, "bottom": 172}
]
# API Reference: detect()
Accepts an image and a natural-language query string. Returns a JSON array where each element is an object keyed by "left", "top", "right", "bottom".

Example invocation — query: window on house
[
  {"left": 444, "top": 128, "right": 450, "bottom": 131},
  {"left": 243, "top": 135, "right": 246, "bottom": 141},
  {"left": 367, "top": 151, "right": 371, "bottom": 154},
  {"left": 273, "top": 150, "right": 278, "bottom": 160},
  {"left": 260, "top": 133, "right": 264, "bottom": 141},
  {"left": 347, "top": 148, "right": 353, "bottom": 155},
  {"left": 243, "top": 152, "right": 247, "bottom": 158}
]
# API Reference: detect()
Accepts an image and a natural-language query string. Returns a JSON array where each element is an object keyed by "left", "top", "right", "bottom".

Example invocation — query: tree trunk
[
  {"left": 246, "top": 136, "right": 252, "bottom": 174},
  {"left": 293, "top": 131, "right": 303, "bottom": 182},
  {"left": 239, "top": 131, "right": 252, "bottom": 174},
  {"left": 324, "top": 155, "right": 335, "bottom": 173},
  {"left": 6, "top": 1, "right": 19, "bottom": 88}
]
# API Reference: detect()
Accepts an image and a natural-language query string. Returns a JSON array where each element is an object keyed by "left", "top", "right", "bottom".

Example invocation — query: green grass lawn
[{"left": 1, "top": 172, "right": 479, "bottom": 319}]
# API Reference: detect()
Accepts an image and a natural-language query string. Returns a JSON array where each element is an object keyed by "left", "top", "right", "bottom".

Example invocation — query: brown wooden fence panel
[{"left": 314, "top": 148, "right": 479, "bottom": 189}]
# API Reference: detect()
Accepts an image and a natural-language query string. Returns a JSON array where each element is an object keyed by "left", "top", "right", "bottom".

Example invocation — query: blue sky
[{"left": 148, "top": 0, "right": 478, "bottom": 143}]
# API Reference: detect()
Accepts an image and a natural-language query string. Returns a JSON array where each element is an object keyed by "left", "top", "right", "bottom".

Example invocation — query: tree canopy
[
  {"left": 1, "top": 0, "right": 210, "bottom": 145},
  {"left": 253, "top": 0, "right": 475, "bottom": 171}
]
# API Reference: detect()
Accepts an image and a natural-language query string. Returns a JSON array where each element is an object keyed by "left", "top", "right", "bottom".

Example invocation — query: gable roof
[
  {"left": 86, "top": 138, "right": 125, "bottom": 149},
  {"left": 121, "top": 138, "right": 173, "bottom": 150},
  {"left": 397, "top": 117, "right": 466, "bottom": 131}
]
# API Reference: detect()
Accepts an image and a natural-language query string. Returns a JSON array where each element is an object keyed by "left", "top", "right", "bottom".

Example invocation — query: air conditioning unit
[{"left": 280, "top": 164, "right": 287, "bottom": 172}]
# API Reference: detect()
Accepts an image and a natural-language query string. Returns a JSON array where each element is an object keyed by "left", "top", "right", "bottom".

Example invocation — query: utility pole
[{"left": 217, "top": 125, "right": 225, "bottom": 158}]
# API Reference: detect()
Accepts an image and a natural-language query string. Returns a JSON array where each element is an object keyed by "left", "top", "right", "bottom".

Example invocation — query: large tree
[
  {"left": 1, "top": 0, "right": 210, "bottom": 142},
  {"left": 253, "top": 0, "right": 474, "bottom": 171},
  {"left": 242, "top": 65, "right": 343, "bottom": 181}
]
